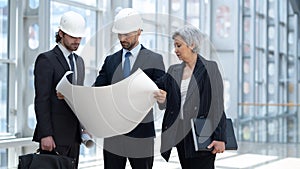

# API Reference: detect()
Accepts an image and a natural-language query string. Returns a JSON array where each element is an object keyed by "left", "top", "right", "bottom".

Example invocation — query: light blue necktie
[{"left": 123, "top": 52, "right": 131, "bottom": 78}]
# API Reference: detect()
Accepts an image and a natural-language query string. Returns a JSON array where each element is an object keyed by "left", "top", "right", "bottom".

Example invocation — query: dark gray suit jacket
[
  {"left": 156, "top": 55, "right": 226, "bottom": 161},
  {"left": 33, "top": 45, "right": 85, "bottom": 145}
]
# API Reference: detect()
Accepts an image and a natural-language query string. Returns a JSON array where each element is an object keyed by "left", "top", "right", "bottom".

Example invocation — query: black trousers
[
  {"left": 103, "top": 135, "right": 154, "bottom": 169},
  {"left": 176, "top": 140, "right": 216, "bottom": 169},
  {"left": 40, "top": 143, "right": 80, "bottom": 168},
  {"left": 103, "top": 149, "right": 153, "bottom": 169}
]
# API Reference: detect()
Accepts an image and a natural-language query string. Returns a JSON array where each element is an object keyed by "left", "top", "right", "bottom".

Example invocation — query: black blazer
[
  {"left": 33, "top": 45, "right": 85, "bottom": 145},
  {"left": 156, "top": 55, "right": 226, "bottom": 161},
  {"left": 94, "top": 45, "right": 165, "bottom": 138}
]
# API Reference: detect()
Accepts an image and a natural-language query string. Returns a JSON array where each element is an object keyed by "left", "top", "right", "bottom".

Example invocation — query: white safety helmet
[
  {"left": 112, "top": 8, "right": 143, "bottom": 34},
  {"left": 58, "top": 11, "right": 86, "bottom": 37}
]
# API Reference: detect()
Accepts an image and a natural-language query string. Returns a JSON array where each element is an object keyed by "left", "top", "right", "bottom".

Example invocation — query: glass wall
[
  {"left": 239, "top": 0, "right": 298, "bottom": 143},
  {"left": 0, "top": 0, "right": 9, "bottom": 168},
  {"left": 0, "top": 0, "right": 9, "bottom": 134},
  {"left": 0, "top": 0, "right": 300, "bottom": 168}
]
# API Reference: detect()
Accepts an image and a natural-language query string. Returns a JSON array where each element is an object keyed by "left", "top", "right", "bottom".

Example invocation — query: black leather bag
[
  {"left": 18, "top": 150, "right": 76, "bottom": 169},
  {"left": 191, "top": 118, "right": 238, "bottom": 151}
]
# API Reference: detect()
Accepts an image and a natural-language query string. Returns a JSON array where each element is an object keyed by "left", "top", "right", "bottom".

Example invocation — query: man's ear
[{"left": 58, "top": 30, "right": 63, "bottom": 38}]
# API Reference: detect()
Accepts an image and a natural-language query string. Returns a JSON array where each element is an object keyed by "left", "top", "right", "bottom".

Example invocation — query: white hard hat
[
  {"left": 58, "top": 11, "right": 86, "bottom": 37},
  {"left": 112, "top": 8, "right": 143, "bottom": 34}
]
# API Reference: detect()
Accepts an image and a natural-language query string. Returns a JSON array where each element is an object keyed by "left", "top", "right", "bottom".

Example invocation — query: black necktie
[
  {"left": 68, "top": 53, "right": 75, "bottom": 83},
  {"left": 123, "top": 52, "right": 131, "bottom": 78}
]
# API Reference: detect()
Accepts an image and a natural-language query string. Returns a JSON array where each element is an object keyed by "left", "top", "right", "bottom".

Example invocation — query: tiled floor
[{"left": 79, "top": 142, "right": 300, "bottom": 169}]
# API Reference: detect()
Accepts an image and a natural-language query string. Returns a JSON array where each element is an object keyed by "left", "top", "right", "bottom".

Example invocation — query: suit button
[
  {"left": 170, "top": 111, "right": 173, "bottom": 114},
  {"left": 194, "top": 106, "right": 197, "bottom": 110},
  {"left": 165, "top": 126, "right": 168, "bottom": 130}
]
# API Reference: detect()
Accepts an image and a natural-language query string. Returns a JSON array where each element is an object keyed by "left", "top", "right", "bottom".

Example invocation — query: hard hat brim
[
  {"left": 59, "top": 27, "right": 86, "bottom": 38},
  {"left": 112, "top": 26, "right": 141, "bottom": 34}
]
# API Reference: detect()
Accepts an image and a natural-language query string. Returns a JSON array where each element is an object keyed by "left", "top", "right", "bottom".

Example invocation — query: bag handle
[{"left": 36, "top": 148, "right": 60, "bottom": 155}]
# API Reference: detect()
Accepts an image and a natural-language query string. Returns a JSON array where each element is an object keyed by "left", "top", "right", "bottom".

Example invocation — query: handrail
[
  {"left": 0, "top": 137, "right": 37, "bottom": 148},
  {"left": 238, "top": 103, "right": 300, "bottom": 106}
]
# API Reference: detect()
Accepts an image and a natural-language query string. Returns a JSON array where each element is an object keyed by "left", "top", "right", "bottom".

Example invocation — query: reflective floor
[{"left": 79, "top": 142, "right": 300, "bottom": 169}]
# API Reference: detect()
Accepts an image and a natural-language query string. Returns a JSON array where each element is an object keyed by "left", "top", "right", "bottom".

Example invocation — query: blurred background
[{"left": 0, "top": 0, "right": 300, "bottom": 168}]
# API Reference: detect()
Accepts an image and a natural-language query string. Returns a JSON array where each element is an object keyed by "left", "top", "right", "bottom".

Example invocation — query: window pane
[
  {"left": 288, "top": 31, "right": 294, "bottom": 54},
  {"left": 216, "top": 5, "right": 231, "bottom": 38},
  {"left": 28, "top": 24, "right": 39, "bottom": 49},
  {"left": 268, "top": 120, "right": 278, "bottom": 142},
  {"left": 0, "top": 148, "right": 7, "bottom": 168},
  {"left": 242, "top": 124, "right": 251, "bottom": 141},
  {"left": 257, "top": 120, "right": 266, "bottom": 142},
  {"left": 27, "top": 104, "right": 35, "bottom": 129},
  {"left": 287, "top": 117, "right": 297, "bottom": 142},
  {"left": 50, "top": 2, "right": 97, "bottom": 84},
  {"left": 0, "top": 0, "right": 8, "bottom": 59},
  {"left": 256, "top": 0, "right": 266, "bottom": 14},
  {"left": 0, "top": 63, "right": 8, "bottom": 133},
  {"left": 186, "top": 0, "right": 199, "bottom": 27},
  {"left": 29, "top": 0, "right": 39, "bottom": 9},
  {"left": 279, "top": 25, "right": 287, "bottom": 53},
  {"left": 171, "top": 0, "right": 184, "bottom": 18},
  {"left": 255, "top": 17, "right": 265, "bottom": 48},
  {"left": 70, "top": 0, "right": 97, "bottom": 7},
  {"left": 133, "top": 0, "right": 156, "bottom": 13}
]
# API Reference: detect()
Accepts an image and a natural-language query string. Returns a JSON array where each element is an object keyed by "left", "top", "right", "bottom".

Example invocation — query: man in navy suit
[
  {"left": 94, "top": 8, "right": 165, "bottom": 169},
  {"left": 33, "top": 11, "right": 86, "bottom": 168}
]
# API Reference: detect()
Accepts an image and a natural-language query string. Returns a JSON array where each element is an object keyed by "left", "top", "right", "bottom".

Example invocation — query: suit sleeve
[
  {"left": 93, "top": 57, "right": 110, "bottom": 87},
  {"left": 151, "top": 54, "right": 165, "bottom": 81},
  {"left": 34, "top": 54, "right": 54, "bottom": 138},
  {"left": 210, "top": 62, "right": 226, "bottom": 142},
  {"left": 155, "top": 65, "right": 175, "bottom": 110}
]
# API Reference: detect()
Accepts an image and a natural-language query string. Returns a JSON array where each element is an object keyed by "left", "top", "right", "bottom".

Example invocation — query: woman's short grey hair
[{"left": 172, "top": 25, "right": 204, "bottom": 54}]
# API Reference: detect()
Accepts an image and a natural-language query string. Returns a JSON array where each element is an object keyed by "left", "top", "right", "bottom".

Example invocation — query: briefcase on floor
[
  {"left": 18, "top": 150, "right": 76, "bottom": 169},
  {"left": 191, "top": 118, "right": 238, "bottom": 151}
]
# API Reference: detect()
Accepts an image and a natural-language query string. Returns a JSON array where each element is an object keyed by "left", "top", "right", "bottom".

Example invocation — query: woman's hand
[
  {"left": 208, "top": 140, "right": 225, "bottom": 154},
  {"left": 153, "top": 89, "right": 167, "bottom": 104}
]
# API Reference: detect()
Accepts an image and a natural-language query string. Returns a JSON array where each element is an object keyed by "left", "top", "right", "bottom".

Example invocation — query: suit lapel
[
  {"left": 172, "top": 63, "right": 184, "bottom": 88},
  {"left": 111, "top": 50, "right": 124, "bottom": 83},
  {"left": 75, "top": 54, "right": 85, "bottom": 85},
  {"left": 54, "top": 45, "right": 70, "bottom": 72},
  {"left": 53, "top": 45, "right": 86, "bottom": 85},
  {"left": 170, "top": 63, "right": 184, "bottom": 103},
  {"left": 185, "top": 56, "right": 206, "bottom": 101},
  {"left": 131, "top": 45, "right": 147, "bottom": 74}
]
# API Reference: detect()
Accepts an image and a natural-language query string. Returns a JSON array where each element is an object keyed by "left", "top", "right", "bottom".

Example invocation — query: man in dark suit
[
  {"left": 32, "top": 11, "right": 86, "bottom": 168},
  {"left": 94, "top": 8, "right": 165, "bottom": 169}
]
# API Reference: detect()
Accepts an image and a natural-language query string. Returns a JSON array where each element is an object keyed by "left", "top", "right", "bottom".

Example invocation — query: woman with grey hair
[{"left": 155, "top": 25, "right": 227, "bottom": 169}]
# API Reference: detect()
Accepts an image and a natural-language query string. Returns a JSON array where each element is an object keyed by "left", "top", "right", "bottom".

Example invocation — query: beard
[
  {"left": 66, "top": 43, "right": 80, "bottom": 51},
  {"left": 120, "top": 40, "right": 138, "bottom": 51},
  {"left": 120, "top": 41, "right": 131, "bottom": 50}
]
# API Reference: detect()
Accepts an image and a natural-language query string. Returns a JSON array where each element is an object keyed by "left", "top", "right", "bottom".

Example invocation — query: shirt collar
[
  {"left": 58, "top": 42, "right": 72, "bottom": 58},
  {"left": 122, "top": 43, "right": 141, "bottom": 58}
]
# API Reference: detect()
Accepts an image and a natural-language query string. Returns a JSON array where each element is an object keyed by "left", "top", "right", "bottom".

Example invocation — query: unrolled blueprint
[{"left": 56, "top": 69, "right": 159, "bottom": 138}]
